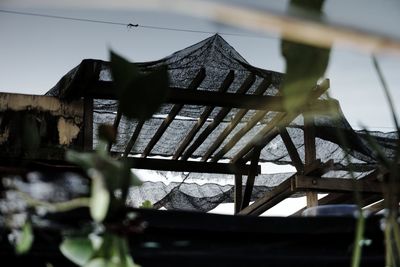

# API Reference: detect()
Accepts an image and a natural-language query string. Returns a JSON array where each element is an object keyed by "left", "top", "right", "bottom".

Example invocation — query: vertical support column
[
  {"left": 240, "top": 147, "right": 261, "bottom": 210},
  {"left": 83, "top": 97, "right": 94, "bottom": 151},
  {"left": 234, "top": 174, "right": 243, "bottom": 214},
  {"left": 304, "top": 114, "right": 318, "bottom": 208}
]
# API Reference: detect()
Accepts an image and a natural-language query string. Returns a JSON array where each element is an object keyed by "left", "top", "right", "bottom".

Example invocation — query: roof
[{"left": 41, "top": 34, "right": 397, "bottom": 212}]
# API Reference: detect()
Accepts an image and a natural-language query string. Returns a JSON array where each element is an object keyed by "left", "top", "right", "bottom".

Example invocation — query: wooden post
[
  {"left": 240, "top": 147, "right": 261, "bottom": 210},
  {"left": 83, "top": 97, "right": 93, "bottom": 151},
  {"left": 304, "top": 114, "right": 318, "bottom": 208},
  {"left": 234, "top": 174, "right": 243, "bottom": 214}
]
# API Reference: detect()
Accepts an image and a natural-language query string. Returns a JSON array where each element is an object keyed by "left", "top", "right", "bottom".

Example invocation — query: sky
[
  {"left": 1, "top": 1, "right": 399, "bottom": 215},
  {"left": 1, "top": 0, "right": 399, "bottom": 131}
]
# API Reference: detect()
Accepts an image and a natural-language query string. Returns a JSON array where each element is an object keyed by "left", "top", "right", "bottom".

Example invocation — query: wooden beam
[
  {"left": 238, "top": 176, "right": 295, "bottom": 216},
  {"left": 172, "top": 70, "right": 235, "bottom": 160},
  {"left": 240, "top": 172, "right": 383, "bottom": 216},
  {"left": 291, "top": 170, "right": 384, "bottom": 216},
  {"left": 181, "top": 73, "right": 256, "bottom": 161},
  {"left": 87, "top": 81, "right": 332, "bottom": 111},
  {"left": 279, "top": 127, "right": 304, "bottom": 172},
  {"left": 83, "top": 97, "right": 93, "bottom": 151},
  {"left": 201, "top": 78, "right": 271, "bottom": 161},
  {"left": 294, "top": 175, "right": 383, "bottom": 194},
  {"left": 124, "top": 157, "right": 260, "bottom": 175},
  {"left": 141, "top": 68, "right": 206, "bottom": 158},
  {"left": 234, "top": 174, "right": 243, "bottom": 214},
  {"left": 241, "top": 147, "right": 261, "bottom": 210},
  {"left": 123, "top": 120, "right": 145, "bottom": 158}
]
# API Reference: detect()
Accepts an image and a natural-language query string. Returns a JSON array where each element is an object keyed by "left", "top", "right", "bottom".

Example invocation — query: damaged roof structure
[
  {"left": 1, "top": 34, "right": 397, "bottom": 214},
  {"left": 44, "top": 34, "right": 396, "bottom": 214}
]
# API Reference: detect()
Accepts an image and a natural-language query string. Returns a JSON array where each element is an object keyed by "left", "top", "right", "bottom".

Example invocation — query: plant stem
[{"left": 351, "top": 213, "right": 365, "bottom": 267}]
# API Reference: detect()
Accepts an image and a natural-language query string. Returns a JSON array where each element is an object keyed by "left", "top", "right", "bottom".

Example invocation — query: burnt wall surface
[{"left": 0, "top": 93, "right": 84, "bottom": 160}]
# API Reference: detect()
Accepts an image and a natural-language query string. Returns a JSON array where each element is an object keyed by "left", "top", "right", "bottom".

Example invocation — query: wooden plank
[
  {"left": 141, "top": 68, "right": 206, "bottom": 158},
  {"left": 241, "top": 147, "right": 261, "bottom": 210},
  {"left": 294, "top": 175, "right": 383, "bottom": 194},
  {"left": 279, "top": 127, "right": 304, "bottom": 172},
  {"left": 124, "top": 157, "right": 260, "bottom": 175},
  {"left": 238, "top": 176, "right": 295, "bottom": 215},
  {"left": 123, "top": 120, "right": 145, "bottom": 158},
  {"left": 83, "top": 97, "right": 93, "bottom": 151},
  {"left": 234, "top": 174, "right": 243, "bottom": 214},
  {"left": 201, "top": 78, "right": 271, "bottom": 161},
  {"left": 180, "top": 73, "right": 256, "bottom": 161},
  {"left": 172, "top": 70, "right": 235, "bottom": 160}
]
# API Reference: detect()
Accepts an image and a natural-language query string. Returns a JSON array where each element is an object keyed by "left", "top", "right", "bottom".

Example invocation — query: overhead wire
[{"left": 0, "top": 8, "right": 277, "bottom": 39}]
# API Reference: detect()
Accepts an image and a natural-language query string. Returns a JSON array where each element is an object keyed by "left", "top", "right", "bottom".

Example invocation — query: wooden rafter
[
  {"left": 279, "top": 127, "right": 304, "bottom": 172},
  {"left": 123, "top": 120, "right": 145, "bottom": 158},
  {"left": 211, "top": 109, "right": 270, "bottom": 162},
  {"left": 141, "top": 68, "right": 206, "bottom": 158},
  {"left": 172, "top": 70, "right": 235, "bottom": 160},
  {"left": 181, "top": 73, "right": 256, "bottom": 161},
  {"left": 231, "top": 113, "right": 287, "bottom": 163},
  {"left": 201, "top": 78, "right": 271, "bottom": 161},
  {"left": 232, "top": 79, "right": 330, "bottom": 164}
]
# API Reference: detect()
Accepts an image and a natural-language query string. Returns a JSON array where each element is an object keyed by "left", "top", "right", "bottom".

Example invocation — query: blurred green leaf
[
  {"left": 89, "top": 169, "right": 110, "bottom": 222},
  {"left": 60, "top": 237, "right": 94, "bottom": 266},
  {"left": 139, "top": 200, "right": 153, "bottom": 209},
  {"left": 15, "top": 221, "right": 34, "bottom": 254},
  {"left": 110, "top": 50, "right": 169, "bottom": 121},
  {"left": 85, "top": 258, "right": 109, "bottom": 267},
  {"left": 89, "top": 233, "right": 137, "bottom": 267},
  {"left": 66, "top": 150, "right": 96, "bottom": 170},
  {"left": 281, "top": 0, "right": 330, "bottom": 113}
]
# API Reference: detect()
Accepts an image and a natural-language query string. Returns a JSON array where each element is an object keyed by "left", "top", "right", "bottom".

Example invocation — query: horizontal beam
[
  {"left": 240, "top": 173, "right": 384, "bottom": 216},
  {"left": 87, "top": 82, "right": 333, "bottom": 111},
  {"left": 124, "top": 157, "right": 260, "bottom": 175},
  {"left": 294, "top": 175, "right": 383, "bottom": 194}
]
